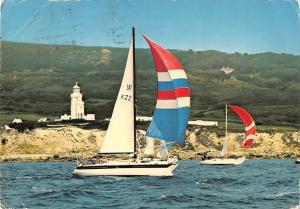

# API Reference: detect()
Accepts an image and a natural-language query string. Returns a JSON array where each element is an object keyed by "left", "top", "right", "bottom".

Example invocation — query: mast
[
  {"left": 225, "top": 103, "right": 228, "bottom": 139},
  {"left": 132, "top": 27, "right": 137, "bottom": 158},
  {"left": 225, "top": 103, "right": 228, "bottom": 158}
]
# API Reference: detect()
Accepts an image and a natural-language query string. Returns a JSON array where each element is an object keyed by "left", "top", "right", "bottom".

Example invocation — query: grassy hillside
[{"left": 0, "top": 41, "right": 300, "bottom": 127}]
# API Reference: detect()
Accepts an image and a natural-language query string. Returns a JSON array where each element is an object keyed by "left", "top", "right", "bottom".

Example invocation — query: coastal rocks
[
  {"left": 170, "top": 130, "right": 300, "bottom": 160},
  {"left": 0, "top": 126, "right": 105, "bottom": 162},
  {"left": 0, "top": 154, "right": 52, "bottom": 162},
  {"left": 0, "top": 126, "right": 299, "bottom": 162},
  {"left": 53, "top": 154, "right": 60, "bottom": 159},
  {"left": 1, "top": 138, "right": 8, "bottom": 145}
]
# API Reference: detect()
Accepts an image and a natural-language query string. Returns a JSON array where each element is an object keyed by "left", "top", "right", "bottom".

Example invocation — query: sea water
[{"left": 0, "top": 160, "right": 299, "bottom": 209}]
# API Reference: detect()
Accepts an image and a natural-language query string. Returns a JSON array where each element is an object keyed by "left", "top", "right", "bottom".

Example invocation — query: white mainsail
[
  {"left": 221, "top": 104, "right": 228, "bottom": 157},
  {"left": 221, "top": 135, "right": 228, "bottom": 157},
  {"left": 100, "top": 38, "right": 135, "bottom": 154}
]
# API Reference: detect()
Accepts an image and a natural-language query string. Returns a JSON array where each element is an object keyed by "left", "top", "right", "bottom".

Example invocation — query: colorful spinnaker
[
  {"left": 143, "top": 35, "right": 190, "bottom": 145},
  {"left": 228, "top": 105, "right": 256, "bottom": 148}
]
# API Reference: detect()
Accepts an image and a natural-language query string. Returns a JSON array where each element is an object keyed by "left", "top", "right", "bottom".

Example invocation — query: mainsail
[
  {"left": 221, "top": 137, "right": 228, "bottom": 157},
  {"left": 228, "top": 105, "right": 256, "bottom": 148},
  {"left": 221, "top": 104, "right": 228, "bottom": 157},
  {"left": 100, "top": 34, "right": 135, "bottom": 154},
  {"left": 143, "top": 35, "right": 190, "bottom": 145}
]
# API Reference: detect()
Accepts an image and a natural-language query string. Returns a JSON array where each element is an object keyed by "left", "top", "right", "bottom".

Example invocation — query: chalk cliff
[{"left": 0, "top": 126, "right": 299, "bottom": 162}]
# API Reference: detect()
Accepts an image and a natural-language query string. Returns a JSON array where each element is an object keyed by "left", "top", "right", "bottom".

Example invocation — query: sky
[{"left": 1, "top": 0, "right": 300, "bottom": 55}]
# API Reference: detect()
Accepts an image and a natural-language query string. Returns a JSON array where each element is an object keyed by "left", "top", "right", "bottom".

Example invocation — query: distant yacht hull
[
  {"left": 73, "top": 160, "right": 178, "bottom": 176},
  {"left": 295, "top": 159, "right": 300, "bottom": 164},
  {"left": 200, "top": 156, "right": 246, "bottom": 165}
]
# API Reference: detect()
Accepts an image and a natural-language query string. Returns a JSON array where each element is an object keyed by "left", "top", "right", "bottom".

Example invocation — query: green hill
[{"left": 1, "top": 41, "right": 300, "bottom": 127}]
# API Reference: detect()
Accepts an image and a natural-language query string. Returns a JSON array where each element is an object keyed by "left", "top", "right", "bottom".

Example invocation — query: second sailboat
[{"left": 201, "top": 104, "right": 256, "bottom": 165}]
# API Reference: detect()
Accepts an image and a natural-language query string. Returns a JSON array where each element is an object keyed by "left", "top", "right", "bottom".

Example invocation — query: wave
[
  {"left": 15, "top": 176, "right": 32, "bottom": 179},
  {"left": 271, "top": 191, "right": 299, "bottom": 198},
  {"left": 31, "top": 186, "right": 54, "bottom": 195},
  {"left": 158, "top": 194, "right": 196, "bottom": 203},
  {"left": 201, "top": 177, "right": 236, "bottom": 184}
]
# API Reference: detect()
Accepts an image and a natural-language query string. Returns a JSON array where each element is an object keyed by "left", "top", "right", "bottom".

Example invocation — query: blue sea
[{"left": 0, "top": 160, "right": 299, "bottom": 209}]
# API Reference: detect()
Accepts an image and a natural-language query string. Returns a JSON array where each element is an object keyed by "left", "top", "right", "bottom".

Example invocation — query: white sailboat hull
[
  {"left": 73, "top": 160, "right": 178, "bottom": 176},
  {"left": 200, "top": 156, "right": 246, "bottom": 165}
]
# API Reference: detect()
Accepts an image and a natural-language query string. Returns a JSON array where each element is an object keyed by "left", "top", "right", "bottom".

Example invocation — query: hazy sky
[{"left": 1, "top": 0, "right": 300, "bottom": 54}]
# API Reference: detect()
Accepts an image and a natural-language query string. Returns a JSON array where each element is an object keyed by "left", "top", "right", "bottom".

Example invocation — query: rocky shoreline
[{"left": 0, "top": 126, "right": 299, "bottom": 162}]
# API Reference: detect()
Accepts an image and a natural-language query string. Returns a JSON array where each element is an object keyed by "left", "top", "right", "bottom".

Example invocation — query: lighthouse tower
[
  {"left": 60, "top": 82, "right": 95, "bottom": 121},
  {"left": 71, "top": 82, "right": 85, "bottom": 119}
]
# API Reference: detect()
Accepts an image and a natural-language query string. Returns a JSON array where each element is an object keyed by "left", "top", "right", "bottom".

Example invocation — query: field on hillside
[{"left": 0, "top": 41, "right": 299, "bottom": 127}]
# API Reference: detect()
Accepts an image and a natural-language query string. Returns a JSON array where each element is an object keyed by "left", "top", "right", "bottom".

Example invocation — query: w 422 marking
[{"left": 121, "top": 94, "right": 131, "bottom": 101}]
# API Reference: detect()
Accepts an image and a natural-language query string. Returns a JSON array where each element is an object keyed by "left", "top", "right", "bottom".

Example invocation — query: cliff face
[
  {"left": 0, "top": 127, "right": 105, "bottom": 161},
  {"left": 0, "top": 126, "right": 299, "bottom": 162}
]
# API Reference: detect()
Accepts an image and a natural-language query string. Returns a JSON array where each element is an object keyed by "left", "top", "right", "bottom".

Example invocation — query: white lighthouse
[
  {"left": 60, "top": 82, "right": 95, "bottom": 121},
  {"left": 71, "top": 82, "right": 84, "bottom": 119}
]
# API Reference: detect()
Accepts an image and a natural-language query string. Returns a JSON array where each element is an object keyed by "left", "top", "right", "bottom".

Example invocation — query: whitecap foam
[
  {"left": 16, "top": 176, "right": 32, "bottom": 179},
  {"left": 272, "top": 191, "right": 298, "bottom": 197},
  {"left": 31, "top": 186, "right": 53, "bottom": 194}
]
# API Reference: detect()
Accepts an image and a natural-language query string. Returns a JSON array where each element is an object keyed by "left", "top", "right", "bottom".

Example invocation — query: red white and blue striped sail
[
  {"left": 144, "top": 35, "right": 190, "bottom": 145},
  {"left": 228, "top": 105, "right": 256, "bottom": 148}
]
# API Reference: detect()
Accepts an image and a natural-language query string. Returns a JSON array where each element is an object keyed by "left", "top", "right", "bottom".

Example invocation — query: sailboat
[
  {"left": 73, "top": 28, "right": 190, "bottom": 176},
  {"left": 201, "top": 104, "right": 256, "bottom": 165}
]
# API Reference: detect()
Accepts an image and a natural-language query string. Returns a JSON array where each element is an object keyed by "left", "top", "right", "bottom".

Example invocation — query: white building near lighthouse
[{"left": 60, "top": 82, "right": 95, "bottom": 121}]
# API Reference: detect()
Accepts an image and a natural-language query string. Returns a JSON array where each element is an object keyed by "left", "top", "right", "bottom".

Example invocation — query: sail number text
[{"left": 121, "top": 94, "right": 131, "bottom": 101}]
